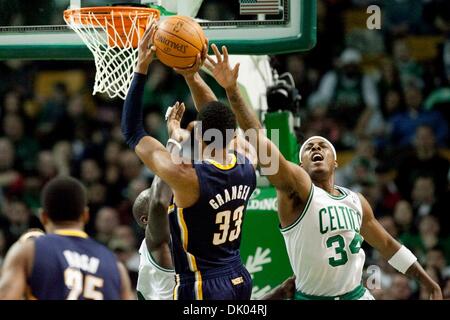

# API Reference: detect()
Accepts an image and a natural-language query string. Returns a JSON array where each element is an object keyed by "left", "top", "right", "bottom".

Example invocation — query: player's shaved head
[
  {"left": 132, "top": 189, "right": 150, "bottom": 228},
  {"left": 41, "top": 176, "right": 87, "bottom": 222}
]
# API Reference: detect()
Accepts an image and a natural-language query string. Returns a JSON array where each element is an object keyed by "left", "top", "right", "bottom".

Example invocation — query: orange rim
[{"left": 63, "top": 6, "right": 160, "bottom": 26}]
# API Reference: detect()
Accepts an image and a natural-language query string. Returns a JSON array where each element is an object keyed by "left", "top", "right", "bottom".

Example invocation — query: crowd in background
[{"left": 0, "top": 0, "right": 450, "bottom": 299}]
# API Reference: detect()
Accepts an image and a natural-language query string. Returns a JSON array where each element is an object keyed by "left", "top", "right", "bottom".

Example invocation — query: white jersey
[
  {"left": 137, "top": 240, "right": 175, "bottom": 300},
  {"left": 281, "top": 184, "right": 366, "bottom": 297}
]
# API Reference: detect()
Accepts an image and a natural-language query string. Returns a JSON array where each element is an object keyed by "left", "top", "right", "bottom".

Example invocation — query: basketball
[{"left": 153, "top": 16, "right": 207, "bottom": 69}]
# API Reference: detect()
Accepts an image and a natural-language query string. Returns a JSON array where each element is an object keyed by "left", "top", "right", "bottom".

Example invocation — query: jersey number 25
[
  {"left": 64, "top": 268, "right": 104, "bottom": 300},
  {"left": 213, "top": 205, "right": 244, "bottom": 245}
]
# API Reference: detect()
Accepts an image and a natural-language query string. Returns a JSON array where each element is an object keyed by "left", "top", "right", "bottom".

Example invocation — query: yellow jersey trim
[
  {"left": 194, "top": 271, "right": 203, "bottom": 300},
  {"left": 173, "top": 274, "right": 180, "bottom": 300},
  {"left": 54, "top": 229, "right": 88, "bottom": 238},
  {"left": 205, "top": 154, "right": 237, "bottom": 170},
  {"left": 176, "top": 208, "right": 198, "bottom": 272}
]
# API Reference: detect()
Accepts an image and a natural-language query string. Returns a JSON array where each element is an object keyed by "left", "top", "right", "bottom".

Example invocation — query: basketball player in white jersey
[
  {"left": 205, "top": 44, "right": 443, "bottom": 300},
  {"left": 133, "top": 175, "right": 175, "bottom": 300}
]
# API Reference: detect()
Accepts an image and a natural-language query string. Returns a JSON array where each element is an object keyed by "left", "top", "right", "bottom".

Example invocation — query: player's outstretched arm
[
  {"left": 0, "top": 240, "right": 33, "bottom": 299},
  {"left": 173, "top": 41, "right": 216, "bottom": 112},
  {"left": 144, "top": 175, "right": 173, "bottom": 269},
  {"left": 121, "top": 24, "right": 196, "bottom": 199},
  {"left": 359, "top": 194, "right": 443, "bottom": 300},
  {"left": 205, "top": 44, "right": 311, "bottom": 200}
]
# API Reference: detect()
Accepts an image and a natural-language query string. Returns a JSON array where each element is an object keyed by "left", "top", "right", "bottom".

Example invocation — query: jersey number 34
[{"left": 213, "top": 205, "right": 244, "bottom": 245}]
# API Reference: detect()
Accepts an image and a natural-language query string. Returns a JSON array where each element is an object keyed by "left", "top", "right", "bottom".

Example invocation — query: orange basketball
[{"left": 153, "top": 16, "right": 207, "bottom": 69}]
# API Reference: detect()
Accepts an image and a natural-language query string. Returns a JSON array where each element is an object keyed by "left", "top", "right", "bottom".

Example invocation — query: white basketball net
[{"left": 64, "top": 10, "right": 157, "bottom": 100}]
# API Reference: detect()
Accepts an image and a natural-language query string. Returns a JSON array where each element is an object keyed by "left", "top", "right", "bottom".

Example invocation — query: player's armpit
[
  {"left": 117, "top": 262, "right": 134, "bottom": 300},
  {"left": 0, "top": 240, "right": 33, "bottom": 300}
]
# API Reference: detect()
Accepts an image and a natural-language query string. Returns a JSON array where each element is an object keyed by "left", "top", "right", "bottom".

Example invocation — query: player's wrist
[
  {"left": 224, "top": 82, "right": 238, "bottom": 92},
  {"left": 135, "top": 62, "right": 151, "bottom": 75},
  {"left": 388, "top": 245, "right": 417, "bottom": 274},
  {"left": 183, "top": 72, "right": 197, "bottom": 80}
]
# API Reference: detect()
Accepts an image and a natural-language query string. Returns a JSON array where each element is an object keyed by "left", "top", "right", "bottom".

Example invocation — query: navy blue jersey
[
  {"left": 28, "top": 230, "right": 121, "bottom": 300},
  {"left": 169, "top": 152, "right": 256, "bottom": 278}
]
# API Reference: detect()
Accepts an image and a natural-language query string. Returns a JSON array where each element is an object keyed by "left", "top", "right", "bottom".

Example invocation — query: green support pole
[{"left": 264, "top": 111, "right": 299, "bottom": 163}]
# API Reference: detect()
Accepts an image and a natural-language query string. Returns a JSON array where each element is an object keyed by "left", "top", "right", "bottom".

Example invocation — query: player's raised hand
[
  {"left": 166, "top": 101, "right": 190, "bottom": 143},
  {"left": 174, "top": 40, "right": 209, "bottom": 78},
  {"left": 136, "top": 22, "right": 157, "bottom": 74},
  {"left": 204, "top": 44, "right": 240, "bottom": 90}
]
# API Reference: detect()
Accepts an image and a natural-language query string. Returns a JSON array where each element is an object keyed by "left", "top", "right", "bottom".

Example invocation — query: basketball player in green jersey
[{"left": 204, "top": 44, "right": 442, "bottom": 300}]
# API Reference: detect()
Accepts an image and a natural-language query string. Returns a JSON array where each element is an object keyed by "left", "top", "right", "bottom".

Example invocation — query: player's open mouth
[{"left": 311, "top": 153, "right": 324, "bottom": 162}]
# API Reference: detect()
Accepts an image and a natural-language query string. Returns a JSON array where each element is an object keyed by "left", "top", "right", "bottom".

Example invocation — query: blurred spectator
[
  {"left": 80, "top": 158, "right": 102, "bottom": 186},
  {"left": 36, "top": 151, "right": 58, "bottom": 184},
  {"left": 410, "top": 176, "right": 449, "bottom": 235},
  {"left": 401, "top": 216, "right": 444, "bottom": 263},
  {"left": 145, "top": 111, "right": 168, "bottom": 144},
  {"left": 382, "top": 0, "right": 424, "bottom": 36},
  {"left": 0, "top": 138, "right": 23, "bottom": 198},
  {"left": 336, "top": 137, "right": 378, "bottom": 192},
  {"left": 36, "top": 82, "right": 69, "bottom": 147},
  {"left": 304, "top": 94, "right": 340, "bottom": 144},
  {"left": 373, "top": 164, "right": 401, "bottom": 216},
  {"left": 395, "top": 125, "right": 450, "bottom": 200},
  {"left": 52, "top": 141, "right": 72, "bottom": 176},
  {"left": 426, "top": 246, "right": 450, "bottom": 279},
  {"left": 377, "top": 59, "right": 403, "bottom": 107},
  {"left": 386, "top": 274, "right": 413, "bottom": 300},
  {"left": 2, "top": 113, "right": 38, "bottom": 172},
  {"left": 120, "top": 150, "right": 144, "bottom": 182},
  {"left": 94, "top": 206, "right": 120, "bottom": 246},
  {"left": 2, "top": 200, "right": 41, "bottom": 246},
  {"left": 392, "top": 39, "right": 423, "bottom": 88},
  {"left": 388, "top": 83, "right": 448, "bottom": 148},
  {"left": 313, "top": 48, "right": 380, "bottom": 148},
  {"left": 112, "top": 225, "right": 139, "bottom": 272},
  {"left": 378, "top": 215, "right": 398, "bottom": 239},
  {"left": 394, "top": 200, "right": 415, "bottom": 239}
]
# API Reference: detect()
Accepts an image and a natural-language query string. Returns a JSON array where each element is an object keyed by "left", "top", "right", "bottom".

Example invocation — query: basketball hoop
[{"left": 64, "top": 6, "right": 160, "bottom": 99}]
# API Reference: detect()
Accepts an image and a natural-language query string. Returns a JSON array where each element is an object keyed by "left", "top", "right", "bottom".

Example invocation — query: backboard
[{"left": 0, "top": 0, "right": 316, "bottom": 59}]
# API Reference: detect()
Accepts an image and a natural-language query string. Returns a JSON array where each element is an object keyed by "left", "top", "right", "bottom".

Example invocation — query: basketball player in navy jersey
[
  {"left": 121, "top": 24, "right": 257, "bottom": 300},
  {"left": 0, "top": 176, "right": 133, "bottom": 300}
]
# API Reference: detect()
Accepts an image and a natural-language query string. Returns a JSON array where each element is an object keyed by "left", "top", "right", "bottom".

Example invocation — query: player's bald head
[{"left": 132, "top": 189, "right": 151, "bottom": 228}]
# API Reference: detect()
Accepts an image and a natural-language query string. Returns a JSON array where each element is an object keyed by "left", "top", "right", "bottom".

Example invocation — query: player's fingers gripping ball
[{"left": 153, "top": 15, "right": 207, "bottom": 69}]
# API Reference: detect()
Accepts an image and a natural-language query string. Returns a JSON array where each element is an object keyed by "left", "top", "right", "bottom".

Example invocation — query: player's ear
[
  {"left": 39, "top": 209, "right": 48, "bottom": 226},
  {"left": 82, "top": 207, "right": 90, "bottom": 224},
  {"left": 334, "top": 160, "right": 338, "bottom": 169}
]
